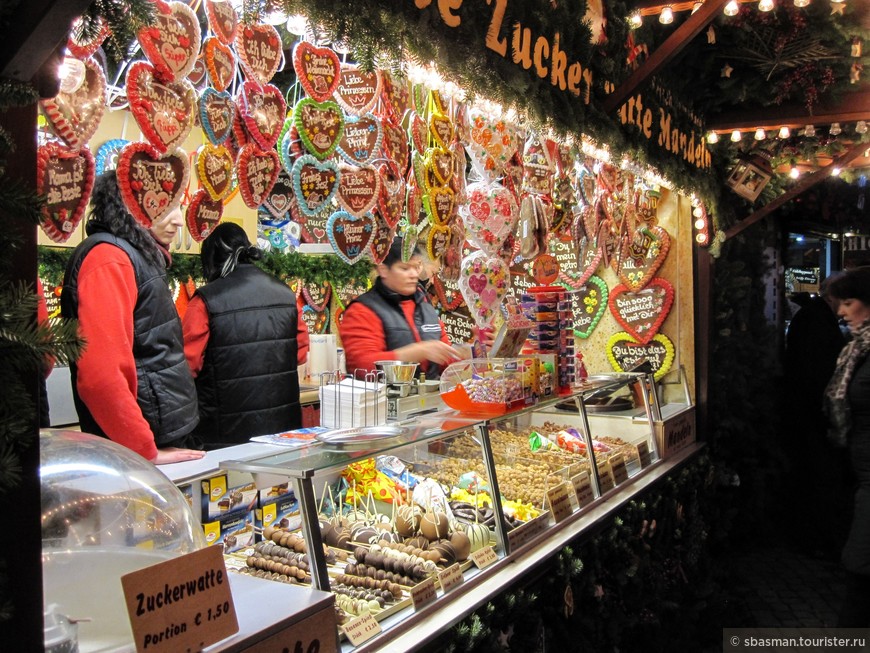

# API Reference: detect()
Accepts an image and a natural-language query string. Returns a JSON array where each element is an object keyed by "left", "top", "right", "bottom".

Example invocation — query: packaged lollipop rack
[{"left": 521, "top": 286, "right": 576, "bottom": 394}]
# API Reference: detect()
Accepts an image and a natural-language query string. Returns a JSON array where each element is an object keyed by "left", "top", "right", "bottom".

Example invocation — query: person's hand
[
  {"left": 471, "top": 326, "right": 496, "bottom": 349},
  {"left": 395, "top": 340, "right": 461, "bottom": 366},
  {"left": 152, "top": 447, "right": 206, "bottom": 465}
]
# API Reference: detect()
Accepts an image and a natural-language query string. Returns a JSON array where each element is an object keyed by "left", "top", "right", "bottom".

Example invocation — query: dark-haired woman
[
  {"left": 61, "top": 172, "right": 203, "bottom": 464},
  {"left": 182, "top": 222, "right": 309, "bottom": 448}
]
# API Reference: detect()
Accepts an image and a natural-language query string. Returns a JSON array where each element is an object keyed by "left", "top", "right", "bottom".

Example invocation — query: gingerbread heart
[
  {"left": 291, "top": 154, "right": 340, "bottom": 217},
  {"left": 429, "top": 113, "right": 454, "bottom": 149},
  {"left": 301, "top": 304, "right": 330, "bottom": 334},
  {"left": 326, "top": 210, "right": 375, "bottom": 264},
  {"left": 457, "top": 250, "right": 510, "bottom": 328},
  {"left": 262, "top": 168, "right": 294, "bottom": 220},
  {"left": 337, "top": 165, "right": 380, "bottom": 217},
  {"left": 427, "top": 223, "right": 451, "bottom": 261},
  {"left": 607, "top": 332, "right": 675, "bottom": 381},
  {"left": 94, "top": 139, "right": 128, "bottom": 176},
  {"left": 294, "top": 98, "right": 345, "bottom": 160},
  {"left": 378, "top": 162, "right": 405, "bottom": 228},
  {"left": 522, "top": 134, "right": 555, "bottom": 196},
  {"left": 406, "top": 176, "right": 424, "bottom": 225},
  {"left": 382, "top": 119, "right": 410, "bottom": 176},
  {"left": 67, "top": 17, "right": 108, "bottom": 60},
  {"left": 379, "top": 70, "right": 411, "bottom": 124},
  {"left": 558, "top": 237, "right": 601, "bottom": 288},
  {"left": 37, "top": 142, "right": 95, "bottom": 243},
  {"left": 137, "top": 0, "right": 201, "bottom": 82},
  {"left": 409, "top": 112, "right": 426, "bottom": 154},
  {"left": 199, "top": 87, "right": 235, "bottom": 145},
  {"left": 425, "top": 147, "right": 454, "bottom": 186},
  {"left": 302, "top": 280, "right": 332, "bottom": 311},
  {"left": 203, "top": 37, "right": 236, "bottom": 92},
  {"left": 616, "top": 225, "right": 671, "bottom": 291},
  {"left": 293, "top": 42, "right": 340, "bottom": 102},
  {"left": 440, "top": 220, "right": 466, "bottom": 282},
  {"left": 235, "top": 23, "right": 282, "bottom": 85},
  {"left": 40, "top": 57, "right": 105, "bottom": 151},
  {"left": 459, "top": 181, "right": 518, "bottom": 255},
  {"left": 117, "top": 141, "right": 190, "bottom": 227},
  {"left": 278, "top": 125, "right": 299, "bottom": 174},
  {"left": 425, "top": 184, "right": 455, "bottom": 226},
  {"left": 205, "top": 0, "right": 238, "bottom": 45},
  {"left": 609, "top": 278, "right": 674, "bottom": 345},
  {"left": 186, "top": 187, "right": 223, "bottom": 242},
  {"left": 241, "top": 81, "right": 286, "bottom": 150},
  {"left": 337, "top": 113, "right": 383, "bottom": 166},
  {"left": 467, "top": 109, "right": 520, "bottom": 180},
  {"left": 126, "top": 61, "right": 196, "bottom": 154},
  {"left": 334, "top": 65, "right": 382, "bottom": 116},
  {"left": 196, "top": 142, "right": 234, "bottom": 200},
  {"left": 369, "top": 211, "right": 396, "bottom": 264},
  {"left": 564, "top": 274, "right": 608, "bottom": 339},
  {"left": 430, "top": 276, "right": 464, "bottom": 311},
  {"left": 294, "top": 205, "right": 331, "bottom": 244},
  {"left": 237, "top": 143, "right": 279, "bottom": 209}
]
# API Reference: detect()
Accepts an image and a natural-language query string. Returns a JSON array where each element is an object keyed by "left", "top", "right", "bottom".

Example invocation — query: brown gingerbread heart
[
  {"left": 334, "top": 65, "right": 382, "bottom": 116},
  {"left": 40, "top": 57, "right": 106, "bottom": 151},
  {"left": 136, "top": 0, "right": 201, "bottom": 82},
  {"left": 126, "top": 61, "right": 196, "bottom": 154},
  {"left": 117, "top": 141, "right": 190, "bottom": 227},
  {"left": 37, "top": 142, "right": 95, "bottom": 243},
  {"left": 236, "top": 23, "right": 282, "bottom": 85},
  {"left": 336, "top": 165, "right": 380, "bottom": 217},
  {"left": 608, "top": 278, "right": 674, "bottom": 345},
  {"left": 186, "top": 187, "right": 223, "bottom": 242},
  {"left": 196, "top": 143, "right": 234, "bottom": 201},
  {"left": 237, "top": 143, "right": 279, "bottom": 209},
  {"left": 616, "top": 225, "right": 671, "bottom": 291}
]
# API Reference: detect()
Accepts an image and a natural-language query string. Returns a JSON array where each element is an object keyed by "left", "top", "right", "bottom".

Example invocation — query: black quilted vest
[
  {"left": 194, "top": 264, "right": 301, "bottom": 446},
  {"left": 61, "top": 232, "right": 199, "bottom": 446},
  {"left": 350, "top": 278, "right": 445, "bottom": 380}
]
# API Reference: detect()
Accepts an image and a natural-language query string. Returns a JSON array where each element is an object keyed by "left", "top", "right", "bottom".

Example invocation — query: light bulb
[
  {"left": 693, "top": 206, "right": 704, "bottom": 218},
  {"left": 778, "top": 126, "right": 790, "bottom": 138},
  {"left": 695, "top": 218, "right": 706, "bottom": 230},
  {"left": 285, "top": 14, "right": 308, "bottom": 35},
  {"left": 803, "top": 124, "right": 816, "bottom": 137},
  {"left": 789, "top": 167, "right": 800, "bottom": 179},
  {"left": 724, "top": 0, "right": 740, "bottom": 16},
  {"left": 696, "top": 233, "right": 708, "bottom": 244},
  {"left": 629, "top": 11, "right": 643, "bottom": 28},
  {"left": 832, "top": 167, "right": 842, "bottom": 177},
  {"left": 692, "top": 1, "right": 704, "bottom": 13},
  {"left": 758, "top": 0, "right": 775, "bottom": 11},
  {"left": 793, "top": 0, "right": 810, "bottom": 7},
  {"left": 731, "top": 130, "right": 742, "bottom": 142},
  {"left": 856, "top": 121, "right": 868, "bottom": 135},
  {"left": 707, "top": 132, "right": 720, "bottom": 144},
  {"left": 754, "top": 128, "right": 766, "bottom": 140},
  {"left": 830, "top": 122, "right": 842, "bottom": 135},
  {"left": 659, "top": 6, "right": 674, "bottom": 24}
]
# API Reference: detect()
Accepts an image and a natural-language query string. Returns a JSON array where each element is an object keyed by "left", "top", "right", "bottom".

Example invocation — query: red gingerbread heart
[
  {"left": 186, "top": 188, "right": 223, "bottom": 242},
  {"left": 203, "top": 37, "right": 235, "bottom": 92},
  {"left": 336, "top": 165, "right": 380, "bottom": 217},
  {"left": 40, "top": 57, "right": 106, "bottom": 151},
  {"left": 382, "top": 119, "right": 410, "bottom": 176},
  {"left": 205, "top": 0, "right": 238, "bottom": 45},
  {"left": 369, "top": 210, "right": 396, "bottom": 264},
  {"left": 379, "top": 70, "right": 411, "bottom": 125},
  {"left": 136, "top": 0, "right": 201, "bottom": 82},
  {"left": 237, "top": 143, "right": 279, "bottom": 209},
  {"left": 240, "top": 81, "right": 286, "bottom": 150},
  {"left": 293, "top": 42, "right": 341, "bottom": 102},
  {"left": 235, "top": 23, "right": 282, "bottom": 85},
  {"left": 66, "top": 17, "right": 108, "bottom": 60},
  {"left": 377, "top": 162, "right": 405, "bottom": 229},
  {"left": 334, "top": 65, "right": 382, "bottom": 116},
  {"left": 302, "top": 280, "right": 331, "bottom": 312},
  {"left": 37, "top": 142, "right": 95, "bottom": 243},
  {"left": 608, "top": 278, "right": 674, "bottom": 345},
  {"left": 126, "top": 61, "right": 196, "bottom": 154},
  {"left": 117, "top": 141, "right": 190, "bottom": 227}
]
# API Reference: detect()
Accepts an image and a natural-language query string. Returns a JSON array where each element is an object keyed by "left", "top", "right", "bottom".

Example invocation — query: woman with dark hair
[
  {"left": 824, "top": 266, "right": 870, "bottom": 626},
  {"left": 60, "top": 171, "right": 203, "bottom": 464},
  {"left": 183, "top": 222, "right": 309, "bottom": 448},
  {"left": 339, "top": 238, "right": 459, "bottom": 379}
]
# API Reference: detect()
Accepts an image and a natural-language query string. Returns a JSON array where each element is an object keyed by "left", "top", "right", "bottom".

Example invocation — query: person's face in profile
[
  {"left": 150, "top": 207, "right": 184, "bottom": 246},
  {"left": 837, "top": 297, "right": 870, "bottom": 334}
]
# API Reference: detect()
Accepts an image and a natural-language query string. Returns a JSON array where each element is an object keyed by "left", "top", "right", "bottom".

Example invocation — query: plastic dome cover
[{"left": 41, "top": 430, "right": 205, "bottom": 652}]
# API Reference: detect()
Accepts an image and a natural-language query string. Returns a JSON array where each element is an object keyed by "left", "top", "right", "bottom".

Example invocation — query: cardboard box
[
  {"left": 654, "top": 406, "right": 696, "bottom": 458},
  {"left": 256, "top": 492, "right": 301, "bottom": 538},
  {"left": 203, "top": 508, "right": 256, "bottom": 553},
  {"left": 201, "top": 474, "right": 259, "bottom": 522}
]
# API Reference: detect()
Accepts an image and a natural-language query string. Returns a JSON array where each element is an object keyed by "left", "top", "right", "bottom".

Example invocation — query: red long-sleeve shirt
[
  {"left": 339, "top": 298, "right": 450, "bottom": 376},
  {"left": 182, "top": 294, "right": 310, "bottom": 377}
]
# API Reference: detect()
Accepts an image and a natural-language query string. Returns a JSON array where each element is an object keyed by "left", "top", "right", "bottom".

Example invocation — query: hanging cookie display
[
  {"left": 334, "top": 65, "right": 382, "bottom": 116},
  {"left": 382, "top": 119, "right": 410, "bottom": 177},
  {"left": 608, "top": 278, "right": 674, "bottom": 345},
  {"left": 336, "top": 113, "right": 383, "bottom": 166},
  {"left": 457, "top": 250, "right": 510, "bottom": 328},
  {"left": 326, "top": 211, "right": 376, "bottom": 264},
  {"left": 240, "top": 81, "right": 286, "bottom": 150},
  {"left": 294, "top": 98, "right": 345, "bottom": 160},
  {"left": 236, "top": 143, "right": 280, "bottom": 209},
  {"left": 37, "top": 142, "right": 95, "bottom": 243},
  {"left": 291, "top": 154, "right": 340, "bottom": 216},
  {"left": 235, "top": 23, "right": 282, "bottom": 86},
  {"left": 199, "top": 88, "right": 235, "bottom": 145},
  {"left": 40, "top": 56, "right": 106, "bottom": 151},
  {"left": 262, "top": 168, "right": 295, "bottom": 220},
  {"left": 379, "top": 69, "right": 411, "bottom": 125},
  {"left": 301, "top": 303, "right": 330, "bottom": 334},
  {"left": 116, "top": 142, "right": 190, "bottom": 227},
  {"left": 562, "top": 275, "right": 608, "bottom": 339},
  {"left": 205, "top": 0, "right": 238, "bottom": 45},
  {"left": 293, "top": 42, "right": 341, "bottom": 102},
  {"left": 136, "top": 0, "right": 202, "bottom": 82},
  {"left": 195, "top": 142, "right": 234, "bottom": 201},
  {"left": 369, "top": 210, "right": 396, "bottom": 264},
  {"left": 186, "top": 187, "right": 223, "bottom": 242},
  {"left": 302, "top": 280, "right": 332, "bottom": 311},
  {"left": 377, "top": 162, "right": 406, "bottom": 229},
  {"left": 203, "top": 37, "right": 236, "bottom": 93},
  {"left": 459, "top": 180, "right": 519, "bottom": 256},
  {"left": 336, "top": 165, "right": 380, "bottom": 217},
  {"left": 126, "top": 61, "right": 197, "bottom": 154}
]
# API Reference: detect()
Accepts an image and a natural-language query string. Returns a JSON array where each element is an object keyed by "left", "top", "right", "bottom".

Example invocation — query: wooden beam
[
  {"left": 709, "top": 89, "right": 870, "bottom": 132},
  {"left": 723, "top": 142, "right": 868, "bottom": 240},
  {"left": 602, "top": 0, "right": 729, "bottom": 114}
]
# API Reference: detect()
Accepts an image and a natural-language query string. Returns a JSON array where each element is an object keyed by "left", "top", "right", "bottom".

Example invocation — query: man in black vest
[{"left": 340, "top": 238, "right": 459, "bottom": 380}]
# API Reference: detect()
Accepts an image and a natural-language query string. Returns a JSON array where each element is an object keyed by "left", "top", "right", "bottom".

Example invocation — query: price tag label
[
  {"left": 610, "top": 453, "right": 629, "bottom": 485},
  {"left": 546, "top": 482, "right": 574, "bottom": 523},
  {"left": 411, "top": 577, "right": 437, "bottom": 611},
  {"left": 470, "top": 545, "right": 498, "bottom": 570},
  {"left": 438, "top": 563, "right": 464, "bottom": 593},
  {"left": 342, "top": 612, "right": 382, "bottom": 646},
  {"left": 636, "top": 441, "right": 652, "bottom": 468},
  {"left": 571, "top": 471, "right": 595, "bottom": 508},
  {"left": 598, "top": 463, "right": 615, "bottom": 493},
  {"left": 121, "top": 546, "right": 238, "bottom": 653}
]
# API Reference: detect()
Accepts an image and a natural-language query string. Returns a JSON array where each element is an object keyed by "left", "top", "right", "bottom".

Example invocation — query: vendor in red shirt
[{"left": 340, "top": 238, "right": 460, "bottom": 379}]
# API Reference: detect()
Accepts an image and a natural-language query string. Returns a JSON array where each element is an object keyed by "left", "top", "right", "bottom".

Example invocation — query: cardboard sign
[
  {"left": 546, "top": 482, "right": 574, "bottom": 523},
  {"left": 636, "top": 441, "right": 652, "bottom": 468},
  {"left": 342, "top": 612, "right": 381, "bottom": 646},
  {"left": 597, "top": 463, "right": 615, "bottom": 494},
  {"left": 121, "top": 545, "right": 238, "bottom": 653},
  {"left": 610, "top": 453, "right": 629, "bottom": 485},
  {"left": 571, "top": 470, "right": 595, "bottom": 508},
  {"left": 411, "top": 577, "right": 437, "bottom": 611},
  {"left": 655, "top": 407, "right": 696, "bottom": 458},
  {"left": 241, "top": 603, "right": 337, "bottom": 652},
  {"left": 438, "top": 563, "right": 464, "bottom": 593},
  {"left": 470, "top": 545, "right": 498, "bottom": 570}
]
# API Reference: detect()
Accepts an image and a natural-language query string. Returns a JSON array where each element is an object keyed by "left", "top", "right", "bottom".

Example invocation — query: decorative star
[
  {"left": 832, "top": 2, "right": 846, "bottom": 15},
  {"left": 721, "top": 63, "right": 734, "bottom": 78},
  {"left": 706, "top": 25, "right": 716, "bottom": 44}
]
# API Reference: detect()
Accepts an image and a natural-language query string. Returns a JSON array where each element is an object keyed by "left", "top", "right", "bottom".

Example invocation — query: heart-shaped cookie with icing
[
  {"left": 379, "top": 70, "right": 411, "bottom": 124},
  {"left": 427, "top": 223, "right": 452, "bottom": 261},
  {"left": 429, "top": 113, "right": 454, "bottom": 149},
  {"left": 199, "top": 87, "right": 235, "bottom": 145},
  {"left": 608, "top": 278, "right": 674, "bottom": 344},
  {"left": 425, "top": 184, "right": 456, "bottom": 226},
  {"left": 241, "top": 81, "right": 286, "bottom": 150},
  {"left": 294, "top": 98, "right": 345, "bottom": 160},
  {"left": 301, "top": 304, "right": 331, "bottom": 334},
  {"left": 291, "top": 154, "right": 340, "bottom": 217},
  {"left": 203, "top": 37, "right": 235, "bottom": 92},
  {"left": 137, "top": 0, "right": 201, "bottom": 82},
  {"left": 186, "top": 187, "right": 223, "bottom": 242},
  {"left": 196, "top": 143, "right": 234, "bottom": 200},
  {"left": 337, "top": 113, "right": 383, "bottom": 166},
  {"left": 409, "top": 112, "right": 426, "bottom": 154},
  {"left": 564, "top": 274, "right": 608, "bottom": 339},
  {"left": 205, "top": 0, "right": 238, "bottom": 45},
  {"left": 235, "top": 23, "right": 282, "bottom": 85},
  {"left": 458, "top": 250, "right": 510, "bottom": 328},
  {"left": 126, "top": 61, "right": 196, "bottom": 154},
  {"left": 377, "top": 162, "right": 405, "bottom": 228},
  {"left": 616, "top": 225, "right": 671, "bottom": 291},
  {"left": 607, "top": 332, "right": 675, "bottom": 381},
  {"left": 558, "top": 236, "right": 602, "bottom": 288},
  {"left": 293, "top": 42, "right": 340, "bottom": 102},
  {"left": 382, "top": 119, "right": 410, "bottom": 176},
  {"left": 425, "top": 147, "right": 454, "bottom": 186},
  {"left": 237, "top": 143, "right": 280, "bottom": 209},
  {"left": 326, "top": 210, "right": 376, "bottom": 264},
  {"left": 261, "top": 168, "right": 294, "bottom": 220},
  {"left": 40, "top": 57, "right": 106, "bottom": 151},
  {"left": 337, "top": 165, "right": 380, "bottom": 217},
  {"left": 334, "top": 65, "right": 382, "bottom": 116},
  {"left": 369, "top": 210, "right": 396, "bottom": 264},
  {"left": 37, "top": 142, "right": 95, "bottom": 243},
  {"left": 67, "top": 17, "right": 108, "bottom": 60},
  {"left": 117, "top": 142, "right": 190, "bottom": 227},
  {"left": 459, "top": 180, "right": 519, "bottom": 256},
  {"left": 302, "top": 280, "right": 332, "bottom": 311}
]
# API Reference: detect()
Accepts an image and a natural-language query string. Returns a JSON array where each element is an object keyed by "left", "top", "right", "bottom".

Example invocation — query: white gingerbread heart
[{"left": 457, "top": 250, "right": 510, "bottom": 328}]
